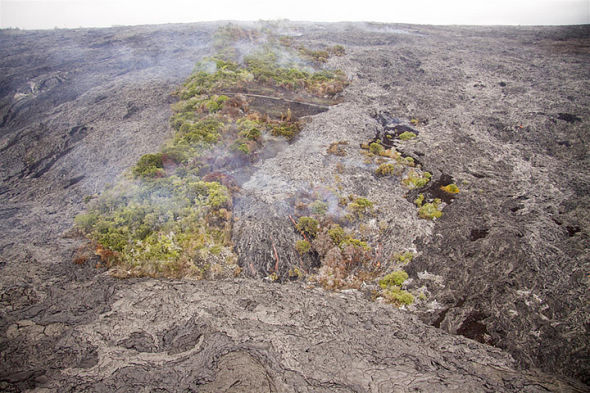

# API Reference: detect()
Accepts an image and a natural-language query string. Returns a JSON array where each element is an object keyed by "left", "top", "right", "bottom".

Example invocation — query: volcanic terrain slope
[{"left": 0, "top": 22, "right": 589, "bottom": 391}]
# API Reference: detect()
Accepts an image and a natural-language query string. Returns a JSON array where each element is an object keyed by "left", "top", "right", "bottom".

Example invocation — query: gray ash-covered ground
[{"left": 0, "top": 21, "right": 589, "bottom": 391}]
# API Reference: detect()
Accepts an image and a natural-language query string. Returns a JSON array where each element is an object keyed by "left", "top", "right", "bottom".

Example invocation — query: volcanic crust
[{"left": 0, "top": 22, "right": 589, "bottom": 391}]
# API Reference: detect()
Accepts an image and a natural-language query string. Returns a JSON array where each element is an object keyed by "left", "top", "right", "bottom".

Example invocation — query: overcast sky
[{"left": 1, "top": 0, "right": 589, "bottom": 29}]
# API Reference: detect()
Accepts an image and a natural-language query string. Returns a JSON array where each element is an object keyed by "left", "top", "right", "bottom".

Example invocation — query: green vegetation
[
  {"left": 369, "top": 142, "right": 384, "bottom": 155},
  {"left": 379, "top": 270, "right": 414, "bottom": 306},
  {"left": 327, "top": 224, "right": 347, "bottom": 245},
  {"left": 297, "top": 216, "right": 320, "bottom": 238},
  {"left": 330, "top": 45, "right": 346, "bottom": 56},
  {"left": 268, "top": 120, "right": 301, "bottom": 140},
  {"left": 74, "top": 175, "right": 236, "bottom": 278},
  {"left": 375, "top": 163, "right": 395, "bottom": 177},
  {"left": 288, "top": 267, "right": 305, "bottom": 279},
  {"left": 341, "top": 237, "right": 370, "bottom": 251},
  {"left": 290, "top": 192, "right": 379, "bottom": 290},
  {"left": 133, "top": 153, "right": 165, "bottom": 179},
  {"left": 418, "top": 199, "right": 443, "bottom": 220},
  {"left": 180, "top": 46, "right": 347, "bottom": 98},
  {"left": 237, "top": 118, "right": 263, "bottom": 140},
  {"left": 395, "top": 251, "right": 414, "bottom": 264},
  {"left": 310, "top": 200, "right": 328, "bottom": 216},
  {"left": 398, "top": 131, "right": 416, "bottom": 141},
  {"left": 379, "top": 270, "right": 408, "bottom": 288},
  {"left": 347, "top": 197, "right": 374, "bottom": 218},
  {"left": 402, "top": 170, "right": 431, "bottom": 189},
  {"left": 414, "top": 193, "right": 425, "bottom": 207},
  {"left": 295, "top": 239, "right": 312, "bottom": 254},
  {"left": 297, "top": 47, "right": 329, "bottom": 63},
  {"left": 440, "top": 183, "right": 460, "bottom": 194},
  {"left": 383, "top": 286, "right": 414, "bottom": 306}
]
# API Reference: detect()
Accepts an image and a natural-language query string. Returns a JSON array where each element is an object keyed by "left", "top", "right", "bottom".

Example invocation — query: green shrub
[
  {"left": 402, "top": 170, "right": 431, "bottom": 189},
  {"left": 288, "top": 267, "right": 305, "bottom": 279},
  {"left": 347, "top": 197, "right": 374, "bottom": 218},
  {"left": 378, "top": 269, "right": 413, "bottom": 306},
  {"left": 74, "top": 213, "right": 98, "bottom": 233},
  {"left": 418, "top": 201, "right": 443, "bottom": 220},
  {"left": 369, "top": 142, "right": 383, "bottom": 155},
  {"left": 330, "top": 45, "right": 346, "bottom": 56},
  {"left": 295, "top": 239, "right": 311, "bottom": 254},
  {"left": 133, "top": 153, "right": 165, "bottom": 179},
  {"left": 395, "top": 251, "right": 414, "bottom": 264},
  {"left": 414, "top": 193, "right": 424, "bottom": 207},
  {"left": 327, "top": 224, "right": 347, "bottom": 245},
  {"left": 269, "top": 121, "right": 300, "bottom": 140},
  {"left": 399, "top": 131, "right": 416, "bottom": 141},
  {"left": 379, "top": 270, "right": 408, "bottom": 288},
  {"left": 310, "top": 200, "right": 328, "bottom": 216},
  {"left": 176, "top": 117, "right": 223, "bottom": 146},
  {"left": 297, "top": 216, "right": 320, "bottom": 238},
  {"left": 238, "top": 118, "right": 263, "bottom": 140},
  {"left": 383, "top": 286, "right": 414, "bottom": 305},
  {"left": 340, "top": 238, "right": 370, "bottom": 251},
  {"left": 375, "top": 163, "right": 395, "bottom": 177}
]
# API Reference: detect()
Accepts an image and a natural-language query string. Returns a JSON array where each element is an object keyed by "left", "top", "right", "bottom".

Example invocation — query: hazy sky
[{"left": 1, "top": 0, "right": 589, "bottom": 29}]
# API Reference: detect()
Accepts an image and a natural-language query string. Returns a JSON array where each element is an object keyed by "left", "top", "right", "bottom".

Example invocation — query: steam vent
[{"left": 1, "top": 21, "right": 589, "bottom": 392}]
